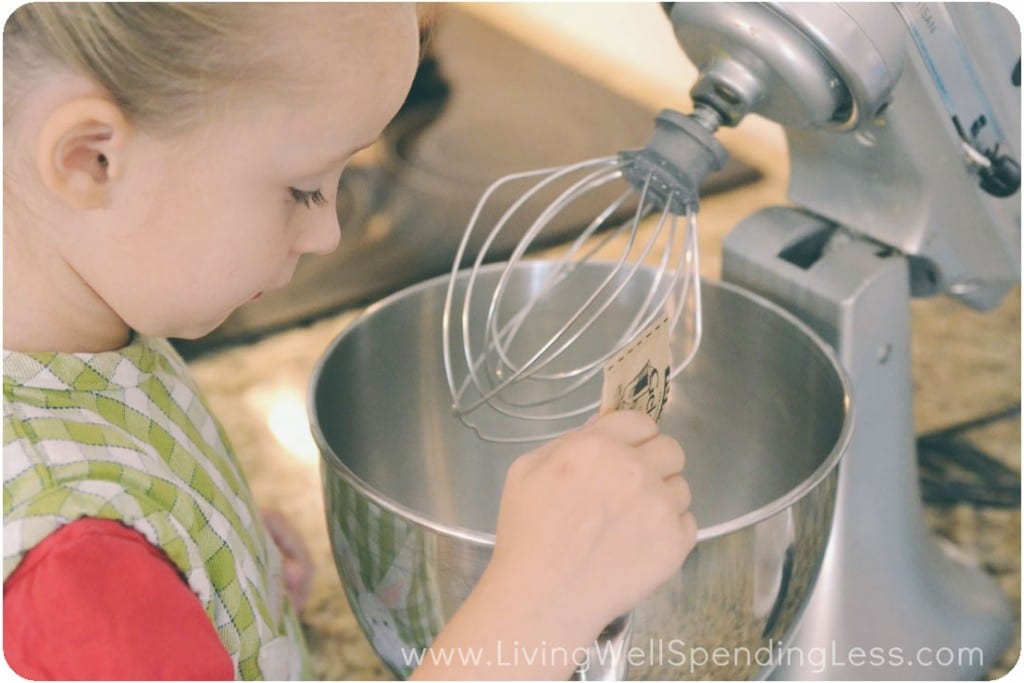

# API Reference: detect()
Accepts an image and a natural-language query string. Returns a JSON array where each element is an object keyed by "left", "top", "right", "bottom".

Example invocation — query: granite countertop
[{"left": 188, "top": 6, "right": 1020, "bottom": 678}]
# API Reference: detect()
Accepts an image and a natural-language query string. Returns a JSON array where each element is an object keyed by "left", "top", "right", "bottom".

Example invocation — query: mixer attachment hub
[{"left": 619, "top": 109, "right": 728, "bottom": 215}]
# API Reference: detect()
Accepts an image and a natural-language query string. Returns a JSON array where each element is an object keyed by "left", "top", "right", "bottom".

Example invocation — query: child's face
[{"left": 67, "top": 5, "right": 419, "bottom": 340}]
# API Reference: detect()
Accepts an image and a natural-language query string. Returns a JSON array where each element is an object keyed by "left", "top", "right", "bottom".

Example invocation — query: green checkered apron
[{"left": 3, "top": 336, "right": 309, "bottom": 680}]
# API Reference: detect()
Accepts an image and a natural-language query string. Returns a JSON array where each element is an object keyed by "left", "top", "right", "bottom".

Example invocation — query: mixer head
[
  {"left": 442, "top": 109, "right": 727, "bottom": 443},
  {"left": 668, "top": 2, "right": 1020, "bottom": 309}
]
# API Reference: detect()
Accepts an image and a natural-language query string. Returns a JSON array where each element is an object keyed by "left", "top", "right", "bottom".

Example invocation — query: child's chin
[{"left": 167, "top": 315, "right": 231, "bottom": 341}]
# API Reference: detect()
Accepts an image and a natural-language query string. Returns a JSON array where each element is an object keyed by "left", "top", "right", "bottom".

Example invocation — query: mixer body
[
  {"left": 722, "top": 208, "right": 1013, "bottom": 680},
  {"left": 669, "top": 1, "right": 1019, "bottom": 678}
]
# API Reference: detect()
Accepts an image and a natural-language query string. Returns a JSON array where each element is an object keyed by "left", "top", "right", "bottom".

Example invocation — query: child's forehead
[
  {"left": 252, "top": 4, "right": 418, "bottom": 80},
  {"left": 211, "top": 4, "right": 419, "bottom": 151},
  {"left": 256, "top": 3, "right": 414, "bottom": 43}
]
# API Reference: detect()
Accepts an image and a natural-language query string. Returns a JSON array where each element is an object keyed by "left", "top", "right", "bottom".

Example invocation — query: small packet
[{"left": 599, "top": 314, "right": 672, "bottom": 422}]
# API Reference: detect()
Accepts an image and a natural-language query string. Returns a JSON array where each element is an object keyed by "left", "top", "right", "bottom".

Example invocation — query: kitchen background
[{"left": 179, "top": 4, "right": 1020, "bottom": 678}]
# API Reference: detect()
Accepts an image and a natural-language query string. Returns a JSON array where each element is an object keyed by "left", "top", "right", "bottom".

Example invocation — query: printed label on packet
[{"left": 599, "top": 314, "right": 672, "bottom": 422}]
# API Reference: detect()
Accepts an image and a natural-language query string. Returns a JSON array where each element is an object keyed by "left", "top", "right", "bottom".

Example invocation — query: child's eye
[{"left": 289, "top": 187, "right": 328, "bottom": 208}]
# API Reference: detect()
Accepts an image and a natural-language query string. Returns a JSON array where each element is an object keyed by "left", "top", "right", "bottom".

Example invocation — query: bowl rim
[{"left": 309, "top": 260, "right": 854, "bottom": 548}]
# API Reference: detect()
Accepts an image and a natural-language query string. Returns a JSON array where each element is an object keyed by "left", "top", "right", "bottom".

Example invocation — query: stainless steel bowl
[{"left": 311, "top": 261, "right": 852, "bottom": 680}]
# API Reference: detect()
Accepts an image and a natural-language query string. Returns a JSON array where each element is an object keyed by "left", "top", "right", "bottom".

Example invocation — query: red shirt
[{"left": 4, "top": 517, "right": 234, "bottom": 680}]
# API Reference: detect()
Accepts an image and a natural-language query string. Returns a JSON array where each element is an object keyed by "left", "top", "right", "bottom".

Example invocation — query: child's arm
[
  {"left": 3, "top": 518, "right": 234, "bottom": 680},
  {"left": 411, "top": 411, "right": 697, "bottom": 680}
]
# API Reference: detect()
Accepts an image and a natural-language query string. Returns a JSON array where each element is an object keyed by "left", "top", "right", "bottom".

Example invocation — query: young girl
[{"left": 2, "top": 4, "right": 697, "bottom": 680}]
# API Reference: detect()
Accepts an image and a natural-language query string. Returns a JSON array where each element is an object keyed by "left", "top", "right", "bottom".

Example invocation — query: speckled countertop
[{"left": 188, "top": 5, "right": 1020, "bottom": 679}]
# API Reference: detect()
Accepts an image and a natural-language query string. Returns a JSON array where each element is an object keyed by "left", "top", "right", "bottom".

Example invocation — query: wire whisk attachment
[{"left": 442, "top": 107, "right": 728, "bottom": 443}]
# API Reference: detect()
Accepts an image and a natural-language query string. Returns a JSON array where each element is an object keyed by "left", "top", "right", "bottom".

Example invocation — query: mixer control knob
[{"left": 979, "top": 154, "right": 1021, "bottom": 198}]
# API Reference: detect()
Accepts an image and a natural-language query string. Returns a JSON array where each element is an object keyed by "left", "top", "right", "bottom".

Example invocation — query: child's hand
[
  {"left": 409, "top": 411, "right": 695, "bottom": 680},
  {"left": 486, "top": 410, "right": 696, "bottom": 642},
  {"left": 261, "top": 509, "right": 314, "bottom": 612}
]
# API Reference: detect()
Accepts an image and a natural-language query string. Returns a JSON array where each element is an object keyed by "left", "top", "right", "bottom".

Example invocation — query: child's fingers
[
  {"left": 263, "top": 509, "right": 312, "bottom": 564},
  {"left": 510, "top": 411, "right": 661, "bottom": 481},
  {"left": 283, "top": 558, "right": 314, "bottom": 611},
  {"left": 663, "top": 474, "right": 692, "bottom": 513},
  {"left": 635, "top": 433, "right": 686, "bottom": 478},
  {"left": 583, "top": 410, "right": 659, "bottom": 446}
]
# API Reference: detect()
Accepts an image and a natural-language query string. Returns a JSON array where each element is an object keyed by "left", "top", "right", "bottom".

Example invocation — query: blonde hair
[{"left": 4, "top": 3, "right": 275, "bottom": 132}]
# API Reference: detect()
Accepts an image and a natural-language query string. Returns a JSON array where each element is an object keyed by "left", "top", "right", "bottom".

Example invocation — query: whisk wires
[{"left": 442, "top": 156, "right": 703, "bottom": 443}]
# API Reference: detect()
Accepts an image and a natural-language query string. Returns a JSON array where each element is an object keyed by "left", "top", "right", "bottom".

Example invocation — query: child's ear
[{"left": 36, "top": 97, "right": 130, "bottom": 210}]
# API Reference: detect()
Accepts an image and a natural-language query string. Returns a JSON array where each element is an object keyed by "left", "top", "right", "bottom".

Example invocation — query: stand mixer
[
  {"left": 311, "top": 4, "right": 1017, "bottom": 680},
  {"left": 663, "top": 2, "right": 1018, "bottom": 678}
]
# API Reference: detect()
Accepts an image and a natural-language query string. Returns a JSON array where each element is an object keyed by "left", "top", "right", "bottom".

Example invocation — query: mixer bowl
[{"left": 311, "top": 261, "right": 852, "bottom": 680}]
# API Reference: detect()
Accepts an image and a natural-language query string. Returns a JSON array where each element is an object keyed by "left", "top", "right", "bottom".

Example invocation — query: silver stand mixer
[
  {"left": 665, "top": 3, "right": 1019, "bottom": 678},
  {"left": 312, "top": 5, "right": 1017, "bottom": 680}
]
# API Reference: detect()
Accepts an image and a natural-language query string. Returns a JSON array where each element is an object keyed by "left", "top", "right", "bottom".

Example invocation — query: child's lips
[{"left": 264, "top": 263, "right": 299, "bottom": 295}]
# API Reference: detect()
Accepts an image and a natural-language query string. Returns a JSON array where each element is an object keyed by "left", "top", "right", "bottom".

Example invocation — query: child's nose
[{"left": 295, "top": 206, "right": 342, "bottom": 256}]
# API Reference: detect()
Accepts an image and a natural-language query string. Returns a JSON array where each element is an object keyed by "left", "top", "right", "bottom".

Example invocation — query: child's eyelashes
[{"left": 289, "top": 187, "right": 328, "bottom": 209}]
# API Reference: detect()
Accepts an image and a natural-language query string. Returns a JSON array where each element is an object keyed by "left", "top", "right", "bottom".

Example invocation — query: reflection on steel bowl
[{"left": 311, "top": 261, "right": 851, "bottom": 680}]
